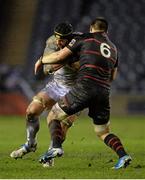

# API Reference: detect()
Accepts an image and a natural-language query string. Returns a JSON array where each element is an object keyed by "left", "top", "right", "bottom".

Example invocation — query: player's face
[{"left": 56, "top": 39, "right": 69, "bottom": 49}]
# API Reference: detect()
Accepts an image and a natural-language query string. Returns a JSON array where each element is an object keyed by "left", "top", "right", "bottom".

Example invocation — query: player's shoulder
[
  {"left": 45, "top": 35, "right": 58, "bottom": 51},
  {"left": 74, "top": 32, "right": 93, "bottom": 39},
  {"left": 68, "top": 32, "right": 89, "bottom": 47},
  {"left": 72, "top": 31, "right": 83, "bottom": 36},
  {"left": 72, "top": 32, "right": 84, "bottom": 40},
  {"left": 84, "top": 32, "right": 95, "bottom": 38},
  {"left": 46, "top": 35, "right": 56, "bottom": 44}
]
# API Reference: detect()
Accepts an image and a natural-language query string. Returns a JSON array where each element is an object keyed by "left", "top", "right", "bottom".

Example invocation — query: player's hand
[{"left": 34, "top": 57, "right": 43, "bottom": 75}]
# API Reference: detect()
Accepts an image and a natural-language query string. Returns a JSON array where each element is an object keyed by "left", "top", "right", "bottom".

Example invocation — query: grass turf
[{"left": 0, "top": 115, "right": 145, "bottom": 179}]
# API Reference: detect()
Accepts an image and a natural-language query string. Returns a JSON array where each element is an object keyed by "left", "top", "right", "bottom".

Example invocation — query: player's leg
[
  {"left": 47, "top": 110, "right": 76, "bottom": 147},
  {"left": 47, "top": 119, "right": 75, "bottom": 150},
  {"left": 89, "top": 91, "right": 132, "bottom": 169},
  {"left": 39, "top": 86, "right": 86, "bottom": 165},
  {"left": 44, "top": 81, "right": 79, "bottom": 149},
  {"left": 43, "top": 80, "right": 76, "bottom": 150},
  {"left": 39, "top": 108, "right": 77, "bottom": 167},
  {"left": 61, "top": 115, "right": 77, "bottom": 140},
  {"left": 10, "top": 91, "right": 56, "bottom": 159},
  {"left": 93, "top": 122, "right": 132, "bottom": 169}
]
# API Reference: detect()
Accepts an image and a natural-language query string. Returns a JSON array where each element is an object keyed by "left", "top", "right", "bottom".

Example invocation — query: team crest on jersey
[{"left": 69, "top": 39, "right": 76, "bottom": 47}]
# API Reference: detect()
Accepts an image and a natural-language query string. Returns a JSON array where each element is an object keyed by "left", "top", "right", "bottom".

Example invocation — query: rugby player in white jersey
[{"left": 10, "top": 22, "right": 80, "bottom": 167}]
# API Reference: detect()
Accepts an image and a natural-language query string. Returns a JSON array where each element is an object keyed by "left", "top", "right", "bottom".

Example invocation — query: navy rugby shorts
[{"left": 58, "top": 79, "right": 110, "bottom": 125}]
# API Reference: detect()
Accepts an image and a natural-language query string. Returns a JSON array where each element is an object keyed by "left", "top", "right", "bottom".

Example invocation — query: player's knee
[
  {"left": 26, "top": 112, "right": 38, "bottom": 123},
  {"left": 51, "top": 103, "right": 68, "bottom": 121},
  {"left": 94, "top": 122, "right": 110, "bottom": 138},
  {"left": 26, "top": 105, "right": 39, "bottom": 123},
  {"left": 26, "top": 105, "right": 37, "bottom": 117},
  {"left": 32, "top": 95, "right": 46, "bottom": 108},
  {"left": 26, "top": 96, "right": 45, "bottom": 114}
]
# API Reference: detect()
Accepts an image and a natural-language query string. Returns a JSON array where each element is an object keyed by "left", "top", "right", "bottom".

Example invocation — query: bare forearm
[
  {"left": 42, "top": 52, "right": 60, "bottom": 64},
  {"left": 41, "top": 47, "right": 72, "bottom": 64}
]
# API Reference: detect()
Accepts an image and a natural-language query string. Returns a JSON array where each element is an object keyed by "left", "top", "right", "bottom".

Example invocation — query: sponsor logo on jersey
[{"left": 69, "top": 39, "right": 76, "bottom": 47}]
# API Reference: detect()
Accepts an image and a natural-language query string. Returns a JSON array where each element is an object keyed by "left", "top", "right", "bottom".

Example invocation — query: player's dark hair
[
  {"left": 90, "top": 17, "right": 108, "bottom": 32},
  {"left": 54, "top": 22, "right": 73, "bottom": 39}
]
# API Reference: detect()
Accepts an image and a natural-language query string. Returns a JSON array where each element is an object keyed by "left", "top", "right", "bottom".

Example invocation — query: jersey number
[{"left": 100, "top": 43, "right": 111, "bottom": 58}]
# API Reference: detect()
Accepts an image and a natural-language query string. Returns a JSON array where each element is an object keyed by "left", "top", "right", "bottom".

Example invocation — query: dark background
[{"left": 0, "top": 0, "right": 145, "bottom": 115}]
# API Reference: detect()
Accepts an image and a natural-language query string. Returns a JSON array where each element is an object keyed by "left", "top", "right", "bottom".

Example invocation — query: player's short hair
[
  {"left": 54, "top": 22, "right": 73, "bottom": 40},
  {"left": 90, "top": 17, "right": 108, "bottom": 32}
]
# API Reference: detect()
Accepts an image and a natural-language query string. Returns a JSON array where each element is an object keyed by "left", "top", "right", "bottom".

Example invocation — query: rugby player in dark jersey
[{"left": 39, "top": 17, "right": 132, "bottom": 169}]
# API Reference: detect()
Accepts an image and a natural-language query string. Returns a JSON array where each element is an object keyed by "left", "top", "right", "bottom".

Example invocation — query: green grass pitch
[{"left": 0, "top": 115, "right": 145, "bottom": 179}]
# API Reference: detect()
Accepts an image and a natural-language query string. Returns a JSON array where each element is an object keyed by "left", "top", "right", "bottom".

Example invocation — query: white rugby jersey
[{"left": 43, "top": 35, "right": 77, "bottom": 87}]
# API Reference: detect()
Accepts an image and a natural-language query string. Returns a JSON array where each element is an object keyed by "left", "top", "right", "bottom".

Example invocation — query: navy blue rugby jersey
[{"left": 67, "top": 32, "right": 118, "bottom": 89}]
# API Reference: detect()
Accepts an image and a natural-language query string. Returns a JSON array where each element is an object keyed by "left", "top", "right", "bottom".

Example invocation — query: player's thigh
[
  {"left": 27, "top": 91, "right": 56, "bottom": 114},
  {"left": 42, "top": 81, "right": 71, "bottom": 102},
  {"left": 58, "top": 86, "right": 89, "bottom": 115},
  {"left": 88, "top": 91, "right": 110, "bottom": 125}
]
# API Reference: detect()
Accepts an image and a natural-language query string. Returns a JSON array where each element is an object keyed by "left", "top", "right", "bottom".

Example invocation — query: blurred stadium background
[{"left": 0, "top": 0, "right": 145, "bottom": 116}]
